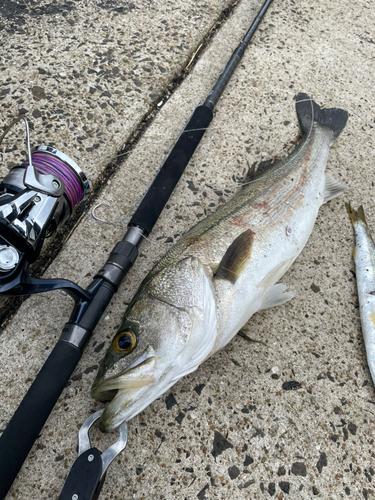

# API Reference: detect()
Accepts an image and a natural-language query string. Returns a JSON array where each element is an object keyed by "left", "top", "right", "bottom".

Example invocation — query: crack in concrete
[{"left": 0, "top": 0, "right": 243, "bottom": 329}]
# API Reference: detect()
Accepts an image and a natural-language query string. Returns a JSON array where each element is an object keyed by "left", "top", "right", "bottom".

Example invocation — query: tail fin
[
  {"left": 346, "top": 202, "right": 367, "bottom": 225},
  {"left": 295, "top": 93, "right": 348, "bottom": 143}
]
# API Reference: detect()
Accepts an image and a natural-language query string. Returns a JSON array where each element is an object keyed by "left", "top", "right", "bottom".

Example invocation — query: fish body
[
  {"left": 347, "top": 204, "right": 375, "bottom": 385},
  {"left": 92, "top": 93, "right": 348, "bottom": 432}
]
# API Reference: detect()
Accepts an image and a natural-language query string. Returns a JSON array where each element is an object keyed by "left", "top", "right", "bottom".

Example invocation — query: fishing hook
[{"left": 91, "top": 203, "right": 114, "bottom": 223}]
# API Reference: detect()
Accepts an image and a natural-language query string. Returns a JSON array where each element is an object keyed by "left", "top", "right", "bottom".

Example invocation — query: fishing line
[
  {"left": 86, "top": 0, "right": 268, "bottom": 227},
  {"left": 140, "top": 232, "right": 168, "bottom": 249},
  {"left": 112, "top": 127, "right": 223, "bottom": 160},
  {"left": 86, "top": 101, "right": 202, "bottom": 226},
  {"left": 113, "top": 150, "right": 132, "bottom": 159},
  {"left": 91, "top": 203, "right": 113, "bottom": 224},
  {"left": 253, "top": 0, "right": 258, "bottom": 22},
  {"left": 238, "top": 96, "right": 316, "bottom": 189},
  {"left": 88, "top": 96, "right": 315, "bottom": 228},
  {"left": 21, "top": 151, "right": 85, "bottom": 210}
]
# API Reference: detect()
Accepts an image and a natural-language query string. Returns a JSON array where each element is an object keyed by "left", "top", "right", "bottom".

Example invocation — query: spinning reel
[{"left": 0, "top": 117, "right": 90, "bottom": 299}]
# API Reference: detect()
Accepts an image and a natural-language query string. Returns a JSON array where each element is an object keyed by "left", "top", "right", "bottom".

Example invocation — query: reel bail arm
[
  {"left": 0, "top": 117, "right": 65, "bottom": 197},
  {"left": 0, "top": 116, "right": 89, "bottom": 267}
]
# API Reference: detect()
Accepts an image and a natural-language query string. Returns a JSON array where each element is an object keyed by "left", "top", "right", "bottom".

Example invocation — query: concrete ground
[{"left": 1, "top": 0, "right": 375, "bottom": 499}]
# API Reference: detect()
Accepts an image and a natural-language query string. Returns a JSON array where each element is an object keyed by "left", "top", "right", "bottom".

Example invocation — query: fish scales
[
  {"left": 148, "top": 124, "right": 328, "bottom": 278},
  {"left": 92, "top": 93, "right": 348, "bottom": 431}
]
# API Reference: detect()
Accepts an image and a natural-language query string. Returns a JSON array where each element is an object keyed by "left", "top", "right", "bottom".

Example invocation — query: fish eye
[{"left": 113, "top": 330, "right": 137, "bottom": 354}]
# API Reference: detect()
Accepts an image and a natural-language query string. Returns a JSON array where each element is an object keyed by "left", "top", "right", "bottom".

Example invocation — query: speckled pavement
[{"left": 1, "top": 0, "right": 375, "bottom": 499}]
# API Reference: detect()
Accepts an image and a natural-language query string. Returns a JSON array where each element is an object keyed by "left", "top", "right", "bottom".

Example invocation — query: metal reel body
[
  {"left": 0, "top": 164, "right": 71, "bottom": 262},
  {"left": 0, "top": 118, "right": 89, "bottom": 295}
]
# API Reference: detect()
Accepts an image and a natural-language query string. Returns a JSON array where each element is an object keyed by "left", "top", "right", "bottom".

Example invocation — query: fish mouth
[
  {"left": 91, "top": 355, "right": 157, "bottom": 432},
  {"left": 91, "top": 355, "right": 156, "bottom": 399}
]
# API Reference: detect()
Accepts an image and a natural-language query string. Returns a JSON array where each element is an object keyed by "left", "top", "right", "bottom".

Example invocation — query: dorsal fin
[
  {"left": 244, "top": 158, "right": 277, "bottom": 183},
  {"left": 215, "top": 229, "right": 255, "bottom": 284}
]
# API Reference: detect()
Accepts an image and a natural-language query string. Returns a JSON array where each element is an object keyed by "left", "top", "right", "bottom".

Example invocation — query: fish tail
[
  {"left": 295, "top": 93, "right": 348, "bottom": 143},
  {"left": 346, "top": 202, "right": 367, "bottom": 225}
]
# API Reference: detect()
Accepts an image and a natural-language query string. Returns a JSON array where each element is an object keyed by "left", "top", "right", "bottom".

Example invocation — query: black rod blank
[{"left": 204, "top": 0, "right": 273, "bottom": 111}]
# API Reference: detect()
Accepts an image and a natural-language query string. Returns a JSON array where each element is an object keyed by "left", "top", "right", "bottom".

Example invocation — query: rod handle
[
  {"left": 0, "top": 341, "right": 82, "bottom": 500},
  {"left": 129, "top": 105, "right": 213, "bottom": 235}
]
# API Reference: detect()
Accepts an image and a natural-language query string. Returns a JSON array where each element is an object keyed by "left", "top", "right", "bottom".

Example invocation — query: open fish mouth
[
  {"left": 91, "top": 355, "right": 156, "bottom": 403},
  {"left": 91, "top": 355, "right": 158, "bottom": 432}
]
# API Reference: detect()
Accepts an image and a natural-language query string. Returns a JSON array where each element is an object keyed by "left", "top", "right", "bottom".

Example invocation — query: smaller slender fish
[{"left": 347, "top": 203, "right": 375, "bottom": 385}]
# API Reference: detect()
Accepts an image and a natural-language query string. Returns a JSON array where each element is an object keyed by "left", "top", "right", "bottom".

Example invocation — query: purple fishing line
[{"left": 22, "top": 152, "right": 84, "bottom": 209}]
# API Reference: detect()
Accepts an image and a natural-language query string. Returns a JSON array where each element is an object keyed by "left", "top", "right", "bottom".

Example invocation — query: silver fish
[
  {"left": 92, "top": 93, "right": 348, "bottom": 432},
  {"left": 347, "top": 204, "right": 375, "bottom": 385}
]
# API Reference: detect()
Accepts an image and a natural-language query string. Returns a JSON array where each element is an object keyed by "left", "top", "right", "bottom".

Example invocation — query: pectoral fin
[
  {"left": 215, "top": 229, "right": 255, "bottom": 284},
  {"left": 324, "top": 173, "right": 347, "bottom": 203}
]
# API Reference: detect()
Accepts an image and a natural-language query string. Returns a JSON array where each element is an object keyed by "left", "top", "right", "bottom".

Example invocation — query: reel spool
[{"left": 0, "top": 117, "right": 89, "bottom": 277}]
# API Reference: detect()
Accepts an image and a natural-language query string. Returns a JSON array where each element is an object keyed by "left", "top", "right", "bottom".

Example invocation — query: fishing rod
[{"left": 0, "top": 0, "right": 273, "bottom": 498}]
